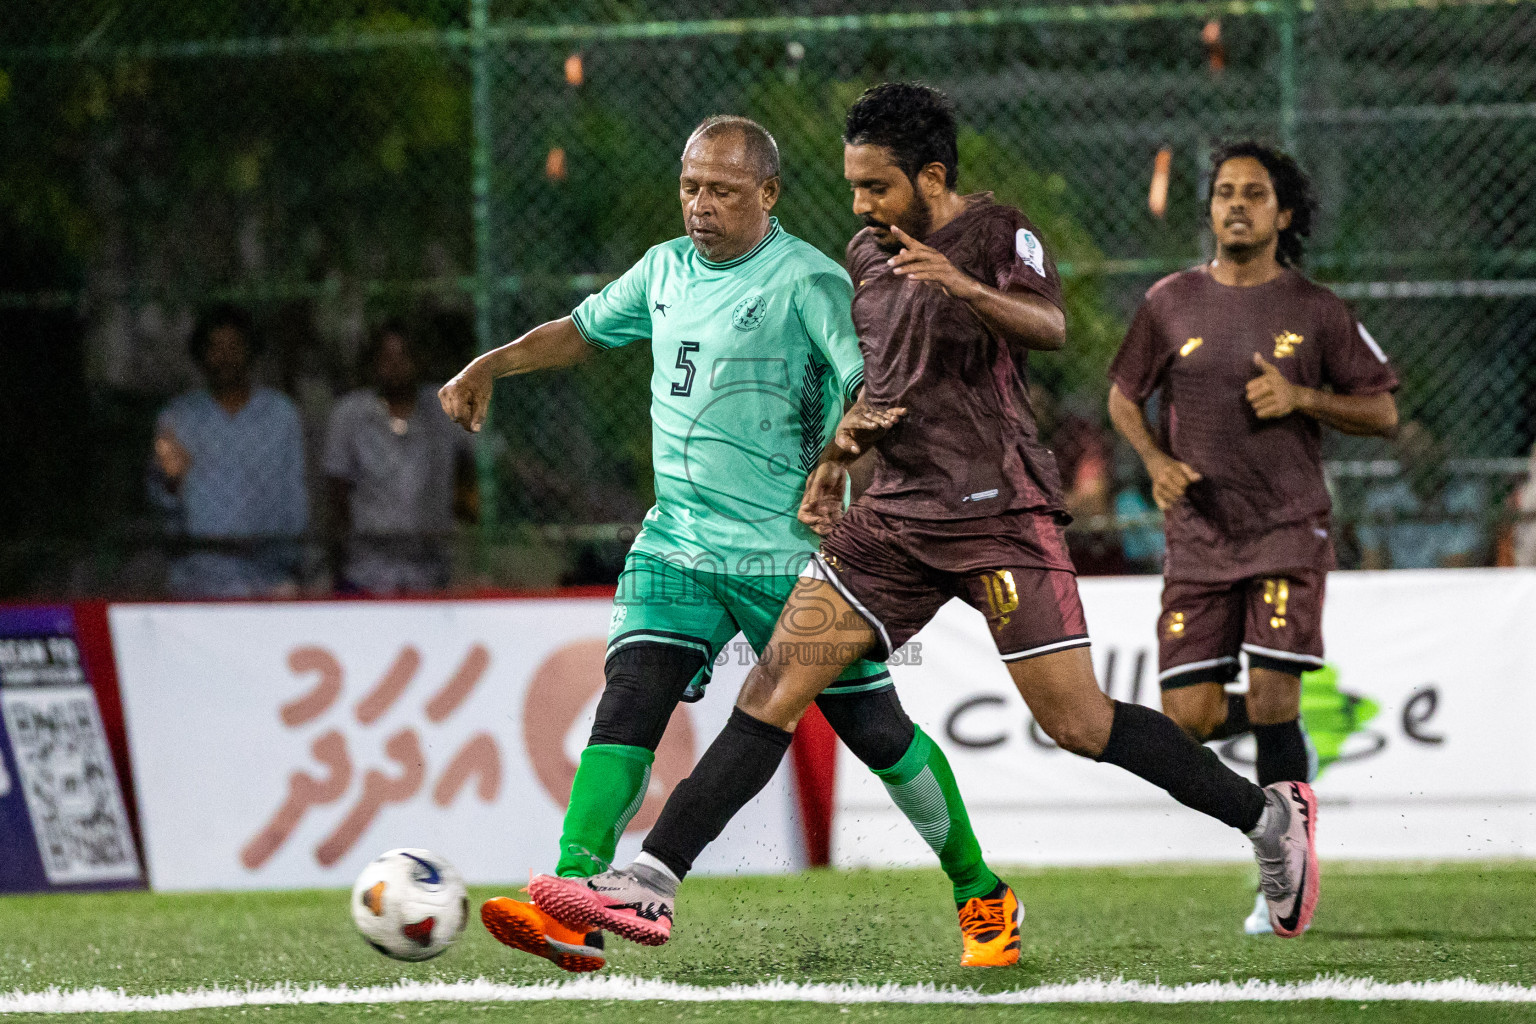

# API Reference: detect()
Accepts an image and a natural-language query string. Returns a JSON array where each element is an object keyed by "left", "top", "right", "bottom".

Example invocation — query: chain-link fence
[{"left": 2, "top": 0, "right": 1533, "bottom": 596}]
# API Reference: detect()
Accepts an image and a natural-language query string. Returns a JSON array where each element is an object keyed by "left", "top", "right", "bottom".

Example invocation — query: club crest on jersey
[
  {"left": 1015, "top": 229, "right": 1046, "bottom": 277},
  {"left": 731, "top": 294, "right": 768, "bottom": 332},
  {"left": 1273, "top": 330, "right": 1304, "bottom": 358}
]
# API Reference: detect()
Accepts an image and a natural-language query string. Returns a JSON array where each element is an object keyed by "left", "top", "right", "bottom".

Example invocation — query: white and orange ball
[{"left": 351, "top": 848, "right": 468, "bottom": 961}]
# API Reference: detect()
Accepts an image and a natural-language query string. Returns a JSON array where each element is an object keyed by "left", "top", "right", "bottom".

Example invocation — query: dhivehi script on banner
[
  {"left": 110, "top": 599, "right": 802, "bottom": 891},
  {"left": 834, "top": 569, "right": 1536, "bottom": 867}
]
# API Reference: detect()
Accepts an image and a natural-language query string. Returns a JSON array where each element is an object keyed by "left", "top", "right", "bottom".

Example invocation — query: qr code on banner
[{"left": 2, "top": 686, "right": 141, "bottom": 884}]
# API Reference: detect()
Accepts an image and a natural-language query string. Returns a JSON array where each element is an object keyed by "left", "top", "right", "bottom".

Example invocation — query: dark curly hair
[
  {"left": 843, "top": 82, "right": 959, "bottom": 189},
  {"left": 187, "top": 303, "right": 256, "bottom": 367},
  {"left": 1206, "top": 140, "right": 1317, "bottom": 268}
]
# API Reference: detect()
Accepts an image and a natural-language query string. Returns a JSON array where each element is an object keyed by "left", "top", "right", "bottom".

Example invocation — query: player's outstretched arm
[
  {"left": 1108, "top": 383, "right": 1202, "bottom": 511},
  {"left": 438, "top": 317, "right": 591, "bottom": 432},
  {"left": 1246, "top": 353, "right": 1398, "bottom": 437},
  {"left": 885, "top": 226, "right": 1065, "bottom": 351}
]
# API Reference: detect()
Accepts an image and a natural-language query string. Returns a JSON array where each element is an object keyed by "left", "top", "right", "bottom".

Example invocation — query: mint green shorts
[{"left": 607, "top": 552, "right": 892, "bottom": 700}]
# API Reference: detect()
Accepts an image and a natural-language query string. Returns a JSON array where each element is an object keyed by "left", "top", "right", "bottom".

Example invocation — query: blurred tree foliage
[{"left": 0, "top": 5, "right": 472, "bottom": 309}]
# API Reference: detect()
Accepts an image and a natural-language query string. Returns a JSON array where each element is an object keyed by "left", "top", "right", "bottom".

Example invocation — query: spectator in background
[
  {"left": 150, "top": 305, "right": 308, "bottom": 598},
  {"left": 1358, "top": 421, "right": 1488, "bottom": 569},
  {"left": 1512, "top": 441, "right": 1536, "bottom": 567},
  {"left": 1032, "top": 384, "right": 1123, "bottom": 573},
  {"left": 1111, "top": 441, "right": 1165, "bottom": 573},
  {"left": 324, "top": 322, "right": 478, "bottom": 594}
]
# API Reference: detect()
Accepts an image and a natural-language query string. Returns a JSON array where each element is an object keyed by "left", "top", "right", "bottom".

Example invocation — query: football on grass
[{"left": 351, "top": 848, "right": 468, "bottom": 961}]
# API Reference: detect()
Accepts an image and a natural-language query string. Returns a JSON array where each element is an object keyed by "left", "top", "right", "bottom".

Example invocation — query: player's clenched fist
[
  {"left": 153, "top": 431, "right": 192, "bottom": 483},
  {"left": 1147, "top": 452, "right": 1203, "bottom": 511},
  {"left": 439, "top": 360, "right": 496, "bottom": 433}
]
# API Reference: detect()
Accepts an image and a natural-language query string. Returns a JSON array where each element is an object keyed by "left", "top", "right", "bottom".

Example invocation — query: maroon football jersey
[
  {"left": 848, "top": 193, "right": 1066, "bottom": 521},
  {"left": 1109, "top": 266, "right": 1398, "bottom": 583}
]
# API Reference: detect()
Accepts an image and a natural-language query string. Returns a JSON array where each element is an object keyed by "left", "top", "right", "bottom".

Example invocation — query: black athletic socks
[
  {"left": 1095, "top": 700, "right": 1267, "bottom": 833},
  {"left": 1253, "top": 718, "right": 1309, "bottom": 787},
  {"left": 640, "top": 706, "right": 793, "bottom": 880},
  {"left": 1202, "top": 695, "right": 1308, "bottom": 787},
  {"left": 1206, "top": 692, "right": 1252, "bottom": 742}
]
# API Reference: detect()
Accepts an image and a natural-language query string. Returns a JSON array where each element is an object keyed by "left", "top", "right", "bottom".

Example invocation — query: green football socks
[
  {"left": 555, "top": 743, "right": 654, "bottom": 878},
  {"left": 874, "top": 726, "right": 1000, "bottom": 904},
  {"left": 558, "top": 730, "right": 998, "bottom": 903}
]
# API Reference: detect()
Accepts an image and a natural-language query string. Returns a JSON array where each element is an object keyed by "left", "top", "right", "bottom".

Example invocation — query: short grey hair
[{"left": 684, "top": 115, "right": 781, "bottom": 182}]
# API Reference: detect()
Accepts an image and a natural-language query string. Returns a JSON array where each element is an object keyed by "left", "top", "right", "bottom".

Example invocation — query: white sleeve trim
[{"left": 1357, "top": 322, "right": 1389, "bottom": 364}]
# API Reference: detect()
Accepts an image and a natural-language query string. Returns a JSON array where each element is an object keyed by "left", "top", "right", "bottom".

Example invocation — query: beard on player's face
[
  {"left": 1211, "top": 199, "right": 1283, "bottom": 263},
  {"left": 1210, "top": 158, "right": 1287, "bottom": 265},
  {"left": 1215, "top": 231, "right": 1277, "bottom": 264},
  {"left": 865, "top": 180, "right": 934, "bottom": 254}
]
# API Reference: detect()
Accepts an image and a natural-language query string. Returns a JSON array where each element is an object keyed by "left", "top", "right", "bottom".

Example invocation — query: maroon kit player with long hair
[
  {"left": 1108, "top": 141, "right": 1399, "bottom": 934},
  {"left": 529, "top": 86, "right": 1325, "bottom": 950}
]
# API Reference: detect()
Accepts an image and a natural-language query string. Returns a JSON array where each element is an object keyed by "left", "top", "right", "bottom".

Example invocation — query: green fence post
[
  {"left": 470, "top": 0, "right": 499, "bottom": 564},
  {"left": 1278, "top": 0, "right": 1299, "bottom": 153}
]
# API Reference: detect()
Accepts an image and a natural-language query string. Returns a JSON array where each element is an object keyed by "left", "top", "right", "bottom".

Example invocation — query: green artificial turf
[
  {"left": 4, "top": 1006, "right": 1533, "bottom": 1024},
  {"left": 0, "top": 861, "right": 1531, "bottom": 1022}
]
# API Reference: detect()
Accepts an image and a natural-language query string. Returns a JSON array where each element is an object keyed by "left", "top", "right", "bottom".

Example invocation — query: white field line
[{"left": 1, "top": 975, "right": 1535, "bottom": 1013}]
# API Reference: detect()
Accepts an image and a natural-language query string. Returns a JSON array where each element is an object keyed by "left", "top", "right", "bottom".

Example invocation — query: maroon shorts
[
  {"left": 809, "top": 502, "right": 1090, "bottom": 662},
  {"left": 1157, "top": 572, "right": 1326, "bottom": 690}
]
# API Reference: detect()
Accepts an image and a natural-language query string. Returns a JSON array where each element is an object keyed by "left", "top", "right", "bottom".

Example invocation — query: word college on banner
[
  {"left": 834, "top": 569, "right": 1536, "bottom": 868},
  {"left": 0, "top": 606, "right": 142, "bottom": 893},
  {"left": 109, "top": 599, "right": 803, "bottom": 892}
]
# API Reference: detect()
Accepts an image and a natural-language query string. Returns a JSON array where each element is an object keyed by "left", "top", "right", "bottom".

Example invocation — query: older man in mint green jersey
[{"left": 441, "top": 116, "right": 1008, "bottom": 972}]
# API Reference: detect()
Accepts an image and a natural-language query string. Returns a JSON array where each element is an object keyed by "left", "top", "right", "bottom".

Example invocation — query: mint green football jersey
[{"left": 571, "top": 218, "right": 865, "bottom": 574}]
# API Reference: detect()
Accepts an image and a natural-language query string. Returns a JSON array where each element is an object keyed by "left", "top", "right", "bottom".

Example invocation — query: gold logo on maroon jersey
[
  {"left": 1263, "top": 578, "right": 1290, "bottom": 628},
  {"left": 981, "top": 570, "right": 1019, "bottom": 628},
  {"left": 1272, "top": 331, "right": 1304, "bottom": 358},
  {"left": 1166, "top": 611, "right": 1186, "bottom": 636},
  {"left": 1180, "top": 337, "right": 1203, "bottom": 357}
]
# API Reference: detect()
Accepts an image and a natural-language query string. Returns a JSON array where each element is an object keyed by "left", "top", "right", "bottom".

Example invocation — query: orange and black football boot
[
  {"left": 957, "top": 881, "right": 1024, "bottom": 967},
  {"left": 480, "top": 896, "right": 606, "bottom": 972}
]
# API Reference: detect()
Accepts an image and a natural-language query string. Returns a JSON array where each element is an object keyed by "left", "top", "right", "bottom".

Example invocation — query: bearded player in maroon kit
[
  {"left": 530, "top": 86, "right": 1322, "bottom": 949},
  {"left": 1108, "top": 141, "right": 1399, "bottom": 934}
]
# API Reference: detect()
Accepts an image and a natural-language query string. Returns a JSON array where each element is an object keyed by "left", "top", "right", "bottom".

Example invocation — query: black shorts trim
[
  {"left": 1158, "top": 656, "right": 1241, "bottom": 691},
  {"left": 1246, "top": 652, "right": 1321, "bottom": 678},
  {"left": 999, "top": 635, "right": 1091, "bottom": 664},
  {"left": 605, "top": 630, "right": 715, "bottom": 663}
]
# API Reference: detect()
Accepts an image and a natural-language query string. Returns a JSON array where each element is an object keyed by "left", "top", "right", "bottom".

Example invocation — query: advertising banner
[
  {"left": 834, "top": 569, "right": 1536, "bottom": 868},
  {"left": 0, "top": 606, "right": 143, "bottom": 892},
  {"left": 110, "top": 599, "right": 802, "bottom": 892}
]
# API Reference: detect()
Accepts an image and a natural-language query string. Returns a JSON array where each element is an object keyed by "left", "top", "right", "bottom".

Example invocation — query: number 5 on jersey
[{"left": 671, "top": 341, "right": 700, "bottom": 397}]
